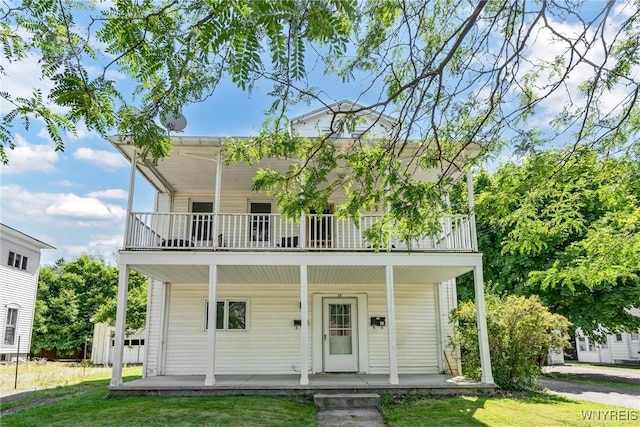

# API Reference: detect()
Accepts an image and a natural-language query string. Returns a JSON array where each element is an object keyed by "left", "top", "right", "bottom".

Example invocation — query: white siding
[
  {"left": 164, "top": 283, "right": 302, "bottom": 375},
  {"left": 0, "top": 238, "right": 42, "bottom": 357},
  {"left": 162, "top": 282, "right": 439, "bottom": 375}
]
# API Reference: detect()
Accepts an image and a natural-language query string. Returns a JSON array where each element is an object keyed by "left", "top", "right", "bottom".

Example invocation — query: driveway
[{"left": 540, "top": 365, "right": 640, "bottom": 410}]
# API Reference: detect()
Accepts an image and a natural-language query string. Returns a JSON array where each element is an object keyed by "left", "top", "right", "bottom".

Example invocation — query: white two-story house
[
  {"left": 0, "top": 224, "right": 54, "bottom": 361},
  {"left": 107, "top": 101, "right": 494, "bottom": 391}
]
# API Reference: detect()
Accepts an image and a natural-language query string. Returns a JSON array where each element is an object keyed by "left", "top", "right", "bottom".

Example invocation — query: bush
[{"left": 450, "top": 294, "right": 570, "bottom": 390}]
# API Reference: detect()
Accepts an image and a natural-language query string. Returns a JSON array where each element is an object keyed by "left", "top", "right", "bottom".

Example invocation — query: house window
[
  {"left": 191, "top": 201, "right": 214, "bottom": 241},
  {"left": 249, "top": 202, "right": 271, "bottom": 243},
  {"left": 7, "top": 251, "right": 28, "bottom": 271},
  {"left": 631, "top": 333, "right": 640, "bottom": 343},
  {"left": 577, "top": 336, "right": 586, "bottom": 352},
  {"left": 205, "top": 300, "right": 247, "bottom": 331},
  {"left": 4, "top": 307, "right": 18, "bottom": 345},
  {"left": 615, "top": 333, "right": 623, "bottom": 342}
]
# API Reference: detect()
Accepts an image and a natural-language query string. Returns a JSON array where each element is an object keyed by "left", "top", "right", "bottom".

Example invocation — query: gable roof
[
  {"left": 1, "top": 223, "right": 55, "bottom": 250},
  {"left": 290, "top": 100, "right": 397, "bottom": 127}
]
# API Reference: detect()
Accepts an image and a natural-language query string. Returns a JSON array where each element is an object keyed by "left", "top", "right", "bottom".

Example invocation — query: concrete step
[
  {"left": 314, "top": 393, "right": 381, "bottom": 410},
  {"left": 317, "top": 409, "right": 385, "bottom": 427}
]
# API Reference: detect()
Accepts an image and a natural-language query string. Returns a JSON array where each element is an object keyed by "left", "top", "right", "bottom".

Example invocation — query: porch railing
[{"left": 124, "top": 212, "right": 475, "bottom": 252}]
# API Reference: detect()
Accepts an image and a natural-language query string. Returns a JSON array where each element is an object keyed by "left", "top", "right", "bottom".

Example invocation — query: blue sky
[{"left": 1, "top": 1, "right": 633, "bottom": 266}]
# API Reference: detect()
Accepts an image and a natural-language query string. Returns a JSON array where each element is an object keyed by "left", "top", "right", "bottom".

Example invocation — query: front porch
[{"left": 109, "top": 373, "right": 496, "bottom": 397}]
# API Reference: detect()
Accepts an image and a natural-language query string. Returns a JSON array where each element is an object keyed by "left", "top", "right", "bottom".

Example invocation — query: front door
[{"left": 323, "top": 298, "right": 358, "bottom": 372}]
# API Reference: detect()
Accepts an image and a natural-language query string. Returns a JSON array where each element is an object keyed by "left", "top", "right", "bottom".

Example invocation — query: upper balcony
[{"left": 125, "top": 212, "right": 475, "bottom": 252}]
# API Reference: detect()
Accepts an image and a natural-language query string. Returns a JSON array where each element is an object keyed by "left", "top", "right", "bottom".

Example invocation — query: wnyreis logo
[{"left": 581, "top": 410, "right": 638, "bottom": 421}]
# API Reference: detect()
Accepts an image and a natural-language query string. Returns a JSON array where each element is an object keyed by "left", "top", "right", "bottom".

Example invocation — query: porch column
[
  {"left": 466, "top": 169, "right": 478, "bottom": 251},
  {"left": 213, "top": 149, "right": 222, "bottom": 248},
  {"left": 385, "top": 265, "right": 399, "bottom": 385},
  {"left": 110, "top": 264, "right": 129, "bottom": 386},
  {"left": 299, "top": 265, "right": 309, "bottom": 385},
  {"left": 205, "top": 264, "right": 218, "bottom": 385},
  {"left": 123, "top": 150, "right": 137, "bottom": 248},
  {"left": 473, "top": 266, "right": 494, "bottom": 384}
]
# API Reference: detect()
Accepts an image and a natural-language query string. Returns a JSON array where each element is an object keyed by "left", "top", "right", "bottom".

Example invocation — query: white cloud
[
  {"left": 0, "top": 134, "right": 59, "bottom": 174},
  {"left": 86, "top": 188, "right": 128, "bottom": 199},
  {"left": 0, "top": 54, "right": 63, "bottom": 115},
  {"left": 1, "top": 184, "right": 126, "bottom": 226},
  {"left": 73, "top": 147, "right": 128, "bottom": 169},
  {"left": 55, "top": 180, "right": 80, "bottom": 187},
  {"left": 63, "top": 234, "right": 123, "bottom": 262},
  {"left": 45, "top": 193, "right": 126, "bottom": 220}
]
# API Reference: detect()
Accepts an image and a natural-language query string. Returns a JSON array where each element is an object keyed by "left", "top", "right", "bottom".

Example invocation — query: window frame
[
  {"left": 7, "top": 251, "right": 28, "bottom": 271},
  {"left": 204, "top": 299, "right": 249, "bottom": 331},
  {"left": 3, "top": 306, "right": 19, "bottom": 346}
]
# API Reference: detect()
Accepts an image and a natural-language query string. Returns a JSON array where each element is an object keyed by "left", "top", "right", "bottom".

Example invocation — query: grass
[
  {"left": 542, "top": 372, "right": 640, "bottom": 391},
  {"left": 2, "top": 393, "right": 316, "bottom": 427},
  {"left": 0, "top": 361, "right": 136, "bottom": 393},
  {"left": 2, "top": 362, "right": 638, "bottom": 426},
  {"left": 381, "top": 394, "right": 639, "bottom": 427},
  {"left": 1, "top": 362, "right": 315, "bottom": 426}
]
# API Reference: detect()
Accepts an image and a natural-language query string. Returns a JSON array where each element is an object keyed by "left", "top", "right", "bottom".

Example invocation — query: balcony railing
[{"left": 124, "top": 212, "right": 475, "bottom": 252}]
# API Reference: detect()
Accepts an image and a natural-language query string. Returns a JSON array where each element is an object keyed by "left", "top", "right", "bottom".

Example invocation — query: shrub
[{"left": 450, "top": 294, "right": 570, "bottom": 390}]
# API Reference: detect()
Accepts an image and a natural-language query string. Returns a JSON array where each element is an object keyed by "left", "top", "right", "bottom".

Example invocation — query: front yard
[{"left": 1, "top": 362, "right": 637, "bottom": 426}]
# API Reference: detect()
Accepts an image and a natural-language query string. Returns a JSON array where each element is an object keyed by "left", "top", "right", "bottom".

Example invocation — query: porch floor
[{"left": 109, "top": 374, "right": 495, "bottom": 397}]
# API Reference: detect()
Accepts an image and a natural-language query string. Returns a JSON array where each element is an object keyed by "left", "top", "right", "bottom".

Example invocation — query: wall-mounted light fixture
[
  {"left": 370, "top": 317, "right": 386, "bottom": 328},
  {"left": 293, "top": 319, "right": 302, "bottom": 329}
]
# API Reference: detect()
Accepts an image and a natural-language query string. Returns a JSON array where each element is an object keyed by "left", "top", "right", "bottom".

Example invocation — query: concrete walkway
[{"left": 540, "top": 365, "right": 640, "bottom": 410}]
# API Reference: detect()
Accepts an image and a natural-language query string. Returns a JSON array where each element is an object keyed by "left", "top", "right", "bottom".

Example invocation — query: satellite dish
[{"left": 160, "top": 111, "right": 187, "bottom": 132}]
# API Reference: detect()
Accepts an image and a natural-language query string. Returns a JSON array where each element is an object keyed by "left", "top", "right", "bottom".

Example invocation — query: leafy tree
[
  {"left": 450, "top": 294, "right": 570, "bottom": 390},
  {"left": 456, "top": 149, "right": 640, "bottom": 336},
  {"left": 3, "top": 1, "right": 640, "bottom": 242},
  {"left": 32, "top": 255, "right": 147, "bottom": 355}
]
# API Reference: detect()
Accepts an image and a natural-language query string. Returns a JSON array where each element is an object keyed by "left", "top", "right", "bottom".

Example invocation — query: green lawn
[
  {"left": 381, "top": 394, "right": 639, "bottom": 427},
  {"left": 2, "top": 392, "right": 316, "bottom": 427},
  {"left": 2, "top": 362, "right": 638, "bottom": 426}
]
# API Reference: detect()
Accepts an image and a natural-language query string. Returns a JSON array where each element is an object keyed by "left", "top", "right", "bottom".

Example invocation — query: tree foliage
[
  {"left": 456, "top": 149, "right": 640, "bottom": 336},
  {"left": 32, "top": 255, "right": 147, "bottom": 355},
  {"left": 2, "top": 1, "right": 639, "bottom": 242},
  {"left": 451, "top": 294, "right": 570, "bottom": 390},
  {"left": 1, "top": 0, "right": 355, "bottom": 163}
]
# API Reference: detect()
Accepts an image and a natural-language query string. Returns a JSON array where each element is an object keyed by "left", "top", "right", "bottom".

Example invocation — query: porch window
[
  {"left": 191, "top": 201, "right": 214, "bottom": 241},
  {"left": 3, "top": 307, "right": 18, "bottom": 345},
  {"left": 250, "top": 202, "right": 271, "bottom": 243},
  {"left": 631, "top": 332, "right": 640, "bottom": 343},
  {"left": 205, "top": 300, "right": 247, "bottom": 331}
]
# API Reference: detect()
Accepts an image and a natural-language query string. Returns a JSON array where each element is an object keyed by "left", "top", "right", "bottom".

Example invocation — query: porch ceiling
[
  {"left": 129, "top": 263, "right": 472, "bottom": 285},
  {"left": 109, "top": 136, "right": 471, "bottom": 195}
]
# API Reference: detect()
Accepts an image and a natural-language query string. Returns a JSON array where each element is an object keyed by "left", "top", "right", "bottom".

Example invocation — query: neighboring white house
[
  {"left": 0, "top": 224, "right": 54, "bottom": 361},
  {"left": 91, "top": 322, "right": 146, "bottom": 365},
  {"left": 107, "top": 101, "right": 494, "bottom": 388},
  {"left": 576, "top": 309, "right": 640, "bottom": 365}
]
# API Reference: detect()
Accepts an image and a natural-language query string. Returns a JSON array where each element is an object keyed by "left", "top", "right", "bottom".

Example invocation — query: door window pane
[{"left": 329, "top": 304, "right": 352, "bottom": 354}]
